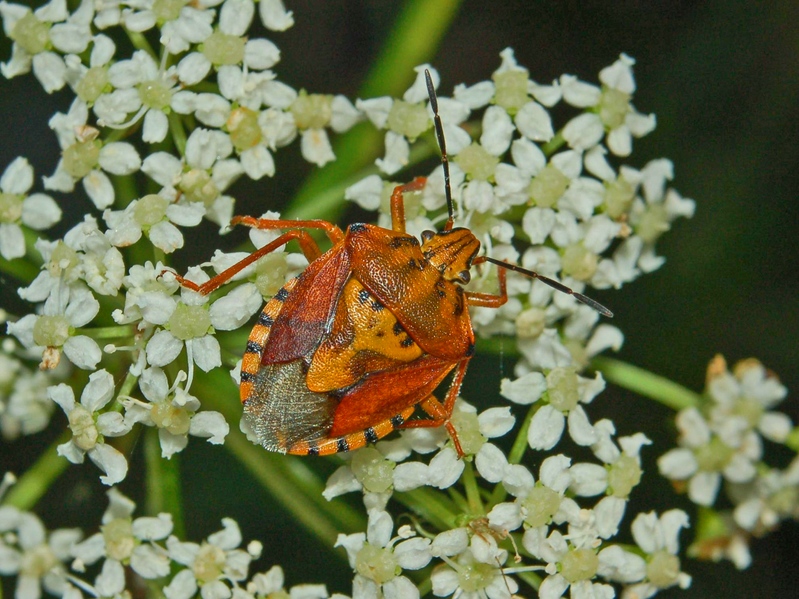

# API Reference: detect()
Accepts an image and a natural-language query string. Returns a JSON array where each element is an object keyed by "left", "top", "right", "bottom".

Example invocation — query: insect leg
[
  {"left": 465, "top": 259, "right": 508, "bottom": 308},
  {"left": 389, "top": 177, "right": 427, "bottom": 233},
  {"left": 396, "top": 358, "right": 471, "bottom": 457},
  {"left": 169, "top": 229, "right": 323, "bottom": 296},
  {"left": 232, "top": 216, "right": 345, "bottom": 244}
]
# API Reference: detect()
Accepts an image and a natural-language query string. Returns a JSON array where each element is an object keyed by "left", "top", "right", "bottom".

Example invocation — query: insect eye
[
  {"left": 458, "top": 270, "right": 471, "bottom": 284},
  {"left": 421, "top": 230, "right": 435, "bottom": 242}
]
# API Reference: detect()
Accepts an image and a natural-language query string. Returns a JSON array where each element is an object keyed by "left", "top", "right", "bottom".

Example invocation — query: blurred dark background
[{"left": 1, "top": 1, "right": 798, "bottom": 597}]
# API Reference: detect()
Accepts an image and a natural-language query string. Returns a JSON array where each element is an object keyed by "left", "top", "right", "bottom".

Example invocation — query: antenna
[
  {"left": 424, "top": 69, "right": 455, "bottom": 229},
  {"left": 423, "top": 69, "right": 613, "bottom": 318}
]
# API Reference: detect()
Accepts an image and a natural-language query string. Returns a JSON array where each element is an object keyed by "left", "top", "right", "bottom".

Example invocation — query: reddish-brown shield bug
[{"left": 173, "top": 70, "right": 612, "bottom": 457}]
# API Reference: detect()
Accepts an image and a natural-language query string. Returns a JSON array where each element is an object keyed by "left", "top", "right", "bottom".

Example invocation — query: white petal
[
  {"left": 177, "top": 52, "right": 211, "bottom": 86},
  {"left": 148, "top": 220, "right": 184, "bottom": 253},
  {"left": 477, "top": 407, "right": 515, "bottom": 438},
  {"left": 131, "top": 543, "right": 171, "bottom": 578},
  {"left": 164, "top": 568, "right": 198, "bottom": 599},
  {"left": 475, "top": 443, "right": 508, "bottom": 483},
  {"left": 567, "top": 405, "right": 597, "bottom": 446},
  {"left": 209, "top": 283, "right": 262, "bottom": 330},
  {"left": 189, "top": 411, "right": 229, "bottom": 444},
  {"left": 21, "top": 193, "right": 62, "bottom": 229},
  {"left": 687, "top": 471, "right": 721, "bottom": 506},
  {"left": 99, "top": 142, "right": 141, "bottom": 175},
  {"left": 146, "top": 330, "right": 183, "bottom": 367},
  {"left": 244, "top": 38, "right": 280, "bottom": 71},
  {"left": 427, "top": 448, "right": 464, "bottom": 489},
  {"left": 95, "top": 558, "right": 125, "bottom": 596},
  {"left": 143, "top": 109, "right": 169, "bottom": 143},
  {"left": 219, "top": 0, "right": 254, "bottom": 36},
  {"left": 515, "top": 101, "right": 553, "bottom": 142},
  {"left": 88, "top": 443, "right": 129, "bottom": 485},
  {"left": 1, "top": 156, "right": 33, "bottom": 193},
  {"left": 500, "top": 371, "right": 546, "bottom": 405},
  {"left": 259, "top": 0, "right": 294, "bottom": 31},
  {"left": 63, "top": 335, "right": 102, "bottom": 369},
  {"left": 83, "top": 169, "right": 115, "bottom": 209},
  {"left": 133, "top": 514, "right": 174, "bottom": 541},
  {"left": 240, "top": 144, "right": 276, "bottom": 180},
  {"left": 0, "top": 223, "right": 25, "bottom": 260},
  {"left": 190, "top": 335, "right": 222, "bottom": 372},
  {"left": 528, "top": 405, "right": 565, "bottom": 450},
  {"left": 480, "top": 105, "right": 514, "bottom": 155},
  {"left": 568, "top": 463, "right": 607, "bottom": 496},
  {"left": 375, "top": 131, "right": 409, "bottom": 175},
  {"left": 300, "top": 128, "right": 335, "bottom": 167},
  {"left": 32, "top": 51, "right": 67, "bottom": 93},
  {"left": 393, "top": 462, "right": 429, "bottom": 492},
  {"left": 562, "top": 113, "right": 604, "bottom": 151}
]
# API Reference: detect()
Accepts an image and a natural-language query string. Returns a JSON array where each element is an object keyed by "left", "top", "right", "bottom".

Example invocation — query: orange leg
[
  {"left": 389, "top": 177, "right": 427, "bottom": 233},
  {"left": 231, "top": 216, "right": 344, "bottom": 245},
  {"left": 396, "top": 358, "right": 470, "bottom": 456},
  {"left": 168, "top": 216, "right": 344, "bottom": 295},
  {"left": 465, "top": 259, "right": 508, "bottom": 308}
]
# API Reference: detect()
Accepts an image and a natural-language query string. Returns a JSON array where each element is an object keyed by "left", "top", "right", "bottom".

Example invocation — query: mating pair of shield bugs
[{"left": 173, "top": 70, "right": 612, "bottom": 458}]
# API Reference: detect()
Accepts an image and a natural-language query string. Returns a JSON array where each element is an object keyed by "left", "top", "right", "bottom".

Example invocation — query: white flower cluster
[
  {"left": 2, "top": 1, "right": 791, "bottom": 598},
  {"left": 1, "top": 484, "right": 330, "bottom": 599},
  {"left": 658, "top": 355, "right": 797, "bottom": 568},
  {"left": 321, "top": 393, "right": 694, "bottom": 599}
]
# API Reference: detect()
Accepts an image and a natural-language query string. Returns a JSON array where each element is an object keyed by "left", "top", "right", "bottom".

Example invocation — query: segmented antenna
[
  {"left": 483, "top": 257, "right": 614, "bottom": 317},
  {"left": 424, "top": 69, "right": 455, "bottom": 229},
  {"left": 423, "top": 69, "right": 613, "bottom": 318}
]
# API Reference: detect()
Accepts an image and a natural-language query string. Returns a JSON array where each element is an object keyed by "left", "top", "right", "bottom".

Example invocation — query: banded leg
[
  {"left": 390, "top": 177, "right": 427, "bottom": 233},
  {"left": 396, "top": 358, "right": 471, "bottom": 457}
]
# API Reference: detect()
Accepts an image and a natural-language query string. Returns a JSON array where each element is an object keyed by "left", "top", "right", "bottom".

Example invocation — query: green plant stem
[
  {"left": 395, "top": 487, "right": 460, "bottom": 530},
  {"left": 2, "top": 431, "right": 70, "bottom": 510},
  {"left": 144, "top": 428, "right": 185, "bottom": 538},
  {"left": 592, "top": 356, "right": 701, "bottom": 411},
  {"left": 194, "top": 368, "right": 364, "bottom": 547},
  {"left": 286, "top": 0, "right": 463, "bottom": 222},
  {"left": 461, "top": 460, "right": 484, "bottom": 515}
]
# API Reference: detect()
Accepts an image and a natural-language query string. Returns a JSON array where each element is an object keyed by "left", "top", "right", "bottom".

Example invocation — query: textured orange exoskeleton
[{"left": 174, "top": 71, "right": 612, "bottom": 457}]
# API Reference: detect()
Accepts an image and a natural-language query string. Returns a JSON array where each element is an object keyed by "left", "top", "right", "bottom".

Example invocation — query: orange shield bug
[{"left": 173, "top": 70, "right": 612, "bottom": 457}]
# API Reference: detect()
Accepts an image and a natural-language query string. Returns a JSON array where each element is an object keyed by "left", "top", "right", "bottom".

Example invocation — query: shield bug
[{"left": 172, "top": 70, "right": 612, "bottom": 457}]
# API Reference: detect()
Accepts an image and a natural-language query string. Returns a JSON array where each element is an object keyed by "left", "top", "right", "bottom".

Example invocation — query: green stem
[
  {"left": 592, "top": 356, "right": 702, "bottom": 411},
  {"left": 461, "top": 461, "right": 484, "bottom": 515},
  {"left": 395, "top": 487, "right": 460, "bottom": 530},
  {"left": 224, "top": 428, "right": 358, "bottom": 549},
  {"left": 286, "top": 0, "right": 463, "bottom": 222},
  {"left": 80, "top": 325, "right": 136, "bottom": 340},
  {"left": 195, "top": 368, "right": 364, "bottom": 546},
  {"left": 2, "top": 431, "right": 70, "bottom": 510},
  {"left": 144, "top": 428, "right": 185, "bottom": 538}
]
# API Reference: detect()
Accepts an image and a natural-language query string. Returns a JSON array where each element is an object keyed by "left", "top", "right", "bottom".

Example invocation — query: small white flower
[
  {"left": 0, "top": 0, "right": 93, "bottom": 92},
  {"left": 0, "top": 504, "right": 82, "bottom": 599},
  {"left": 50, "top": 369, "right": 131, "bottom": 484},
  {"left": 71, "top": 488, "right": 172, "bottom": 594},
  {"left": 562, "top": 54, "right": 655, "bottom": 156},
  {"left": 622, "top": 510, "right": 692, "bottom": 598},
  {"left": 165, "top": 518, "right": 254, "bottom": 599},
  {"left": 336, "top": 509, "right": 431, "bottom": 599},
  {"left": 0, "top": 351, "right": 61, "bottom": 440},
  {"left": 0, "top": 157, "right": 61, "bottom": 260},
  {"left": 43, "top": 99, "right": 141, "bottom": 209},
  {"left": 123, "top": 367, "right": 229, "bottom": 458}
]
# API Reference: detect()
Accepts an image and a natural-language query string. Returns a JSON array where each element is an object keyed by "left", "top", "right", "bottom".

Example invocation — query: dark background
[{"left": 1, "top": 1, "right": 798, "bottom": 597}]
